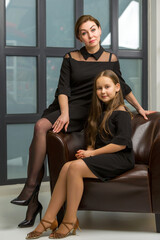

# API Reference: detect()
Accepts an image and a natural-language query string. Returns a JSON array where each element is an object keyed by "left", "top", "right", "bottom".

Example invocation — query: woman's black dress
[
  {"left": 82, "top": 111, "right": 135, "bottom": 181},
  {"left": 42, "top": 46, "right": 132, "bottom": 132}
]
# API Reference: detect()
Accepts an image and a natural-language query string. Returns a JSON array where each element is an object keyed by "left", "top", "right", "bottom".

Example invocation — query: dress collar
[{"left": 80, "top": 46, "right": 104, "bottom": 60}]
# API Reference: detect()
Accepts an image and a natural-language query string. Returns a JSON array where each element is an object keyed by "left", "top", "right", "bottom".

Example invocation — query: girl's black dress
[
  {"left": 42, "top": 46, "right": 132, "bottom": 132},
  {"left": 82, "top": 111, "right": 134, "bottom": 181}
]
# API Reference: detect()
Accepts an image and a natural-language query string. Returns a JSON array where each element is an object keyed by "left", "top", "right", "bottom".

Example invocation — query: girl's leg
[
  {"left": 54, "top": 160, "right": 97, "bottom": 235},
  {"left": 30, "top": 161, "right": 73, "bottom": 233},
  {"left": 16, "top": 118, "right": 52, "bottom": 200}
]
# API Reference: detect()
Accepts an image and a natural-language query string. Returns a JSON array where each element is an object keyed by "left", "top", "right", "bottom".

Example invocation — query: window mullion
[
  {"left": 110, "top": 0, "right": 119, "bottom": 55},
  {"left": 0, "top": 0, "right": 7, "bottom": 185}
]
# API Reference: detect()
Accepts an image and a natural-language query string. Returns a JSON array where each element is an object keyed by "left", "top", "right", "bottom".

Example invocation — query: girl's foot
[
  {"left": 26, "top": 219, "right": 58, "bottom": 239},
  {"left": 49, "top": 218, "right": 80, "bottom": 239}
]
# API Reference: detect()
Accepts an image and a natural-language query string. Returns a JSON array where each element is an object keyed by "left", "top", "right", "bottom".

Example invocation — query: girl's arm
[
  {"left": 76, "top": 143, "right": 126, "bottom": 159},
  {"left": 52, "top": 94, "right": 69, "bottom": 133},
  {"left": 92, "top": 143, "right": 126, "bottom": 156},
  {"left": 87, "top": 145, "right": 94, "bottom": 150},
  {"left": 125, "top": 92, "right": 155, "bottom": 120}
]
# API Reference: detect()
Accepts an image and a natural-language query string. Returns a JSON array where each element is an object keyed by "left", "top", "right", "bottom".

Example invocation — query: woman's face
[
  {"left": 96, "top": 76, "right": 120, "bottom": 104},
  {"left": 78, "top": 21, "right": 101, "bottom": 49}
]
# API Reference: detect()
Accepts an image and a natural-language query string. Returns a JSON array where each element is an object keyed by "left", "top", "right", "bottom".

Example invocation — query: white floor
[{"left": 0, "top": 183, "right": 159, "bottom": 240}]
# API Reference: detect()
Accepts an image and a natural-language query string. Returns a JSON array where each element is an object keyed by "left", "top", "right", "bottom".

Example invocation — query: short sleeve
[
  {"left": 110, "top": 112, "right": 132, "bottom": 148},
  {"left": 55, "top": 56, "right": 71, "bottom": 97},
  {"left": 113, "top": 61, "right": 132, "bottom": 98}
]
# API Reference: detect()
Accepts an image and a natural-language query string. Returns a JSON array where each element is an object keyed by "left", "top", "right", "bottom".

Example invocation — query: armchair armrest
[{"left": 46, "top": 130, "right": 85, "bottom": 192}]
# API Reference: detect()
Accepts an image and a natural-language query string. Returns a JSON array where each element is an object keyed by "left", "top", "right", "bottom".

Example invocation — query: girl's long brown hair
[{"left": 86, "top": 70, "right": 130, "bottom": 148}]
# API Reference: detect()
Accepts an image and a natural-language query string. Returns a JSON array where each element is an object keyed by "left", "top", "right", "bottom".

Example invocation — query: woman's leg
[
  {"left": 19, "top": 165, "right": 45, "bottom": 226},
  {"left": 16, "top": 118, "right": 52, "bottom": 200},
  {"left": 53, "top": 160, "right": 97, "bottom": 235}
]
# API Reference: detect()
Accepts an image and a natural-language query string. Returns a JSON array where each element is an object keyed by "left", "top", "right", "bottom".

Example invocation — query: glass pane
[
  {"left": 6, "top": 0, "right": 36, "bottom": 46},
  {"left": 46, "top": 57, "right": 63, "bottom": 107},
  {"left": 118, "top": 0, "right": 142, "bottom": 49},
  {"left": 46, "top": 0, "right": 74, "bottom": 47},
  {"left": 6, "top": 56, "right": 37, "bottom": 114},
  {"left": 84, "top": 0, "right": 111, "bottom": 48},
  {"left": 7, "top": 124, "right": 34, "bottom": 179},
  {"left": 119, "top": 59, "right": 142, "bottom": 110}
]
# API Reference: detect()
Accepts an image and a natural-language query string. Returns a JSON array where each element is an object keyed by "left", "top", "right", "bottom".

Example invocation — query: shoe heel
[
  {"left": 72, "top": 224, "right": 81, "bottom": 235},
  {"left": 72, "top": 228, "right": 77, "bottom": 235},
  {"left": 39, "top": 208, "right": 42, "bottom": 221}
]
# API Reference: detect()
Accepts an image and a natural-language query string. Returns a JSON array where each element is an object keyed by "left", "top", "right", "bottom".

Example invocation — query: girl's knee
[
  {"left": 67, "top": 160, "right": 84, "bottom": 176},
  {"left": 60, "top": 162, "right": 71, "bottom": 175}
]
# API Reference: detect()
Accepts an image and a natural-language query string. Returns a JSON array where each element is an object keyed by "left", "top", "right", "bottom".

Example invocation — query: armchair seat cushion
[{"left": 79, "top": 164, "right": 151, "bottom": 213}]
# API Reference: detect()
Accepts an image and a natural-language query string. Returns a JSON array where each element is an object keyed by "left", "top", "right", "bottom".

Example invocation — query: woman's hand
[
  {"left": 75, "top": 149, "right": 94, "bottom": 159},
  {"left": 137, "top": 108, "right": 156, "bottom": 120},
  {"left": 52, "top": 113, "right": 69, "bottom": 133},
  {"left": 125, "top": 92, "right": 156, "bottom": 120}
]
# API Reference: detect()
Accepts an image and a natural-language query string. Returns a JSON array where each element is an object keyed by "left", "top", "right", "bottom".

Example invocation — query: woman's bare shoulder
[{"left": 64, "top": 50, "right": 80, "bottom": 59}]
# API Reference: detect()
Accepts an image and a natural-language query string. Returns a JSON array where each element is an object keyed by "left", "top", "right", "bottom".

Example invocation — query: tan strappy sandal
[
  {"left": 26, "top": 219, "right": 58, "bottom": 239},
  {"left": 49, "top": 218, "right": 81, "bottom": 239}
]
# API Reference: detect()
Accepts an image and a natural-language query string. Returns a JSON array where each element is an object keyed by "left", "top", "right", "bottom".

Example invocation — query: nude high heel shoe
[
  {"left": 49, "top": 218, "right": 81, "bottom": 239},
  {"left": 26, "top": 219, "right": 58, "bottom": 239}
]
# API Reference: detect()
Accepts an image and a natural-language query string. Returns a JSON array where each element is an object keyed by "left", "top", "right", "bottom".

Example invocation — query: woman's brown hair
[
  {"left": 86, "top": 70, "right": 131, "bottom": 148},
  {"left": 75, "top": 15, "right": 101, "bottom": 39}
]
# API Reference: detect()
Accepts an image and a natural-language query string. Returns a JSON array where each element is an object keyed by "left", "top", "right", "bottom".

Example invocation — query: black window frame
[{"left": 0, "top": 0, "right": 148, "bottom": 185}]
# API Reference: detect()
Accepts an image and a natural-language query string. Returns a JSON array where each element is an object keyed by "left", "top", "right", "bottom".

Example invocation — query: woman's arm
[
  {"left": 76, "top": 143, "right": 126, "bottom": 159},
  {"left": 52, "top": 55, "right": 71, "bottom": 133},
  {"left": 125, "top": 92, "right": 155, "bottom": 120},
  {"left": 52, "top": 94, "right": 69, "bottom": 133},
  {"left": 112, "top": 55, "right": 155, "bottom": 119}
]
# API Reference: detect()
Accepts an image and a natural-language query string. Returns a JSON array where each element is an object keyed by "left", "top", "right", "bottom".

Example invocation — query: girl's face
[
  {"left": 78, "top": 21, "right": 101, "bottom": 49},
  {"left": 96, "top": 76, "right": 120, "bottom": 104}
]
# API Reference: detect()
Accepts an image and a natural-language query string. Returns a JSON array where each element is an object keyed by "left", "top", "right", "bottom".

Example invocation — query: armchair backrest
[
  {"left": 57, "top": 113, "right": 160, "bottom": 165},
  {"left": 131, "top": 112, "right": 160, "bottom": 165}
]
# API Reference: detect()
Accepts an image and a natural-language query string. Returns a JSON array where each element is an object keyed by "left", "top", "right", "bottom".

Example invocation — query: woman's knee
[{"left": 34, "top": 118, "right": 52, "bottom": 134}]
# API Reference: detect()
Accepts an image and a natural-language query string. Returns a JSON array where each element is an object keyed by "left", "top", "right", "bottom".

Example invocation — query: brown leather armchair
[{"left": 46, "top": 112, "right": 160, "bottom": 232}]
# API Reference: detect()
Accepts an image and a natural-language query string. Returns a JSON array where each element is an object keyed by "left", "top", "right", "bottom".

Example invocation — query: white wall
[{"left": 148, "top": 0, "right": 160, "bottom": 111}]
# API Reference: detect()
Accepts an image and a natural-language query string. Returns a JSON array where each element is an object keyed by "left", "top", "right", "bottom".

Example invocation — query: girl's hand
[
  {"left": 75, "top": 149, "right": 94, "bottom": 159},
  {"left": 52, "top": 113, "right": 69, "bottom": 133},
  {"left": 138, "top": 108, "right": 156, "bottom": 120}
]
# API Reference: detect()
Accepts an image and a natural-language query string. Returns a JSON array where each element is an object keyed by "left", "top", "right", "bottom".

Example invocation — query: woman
[
  {"left": 26, "top": 69, "right": 134, "bottom": 239},
  {"left": 11, "top": 15, "right": 152, "bottom": 228}
]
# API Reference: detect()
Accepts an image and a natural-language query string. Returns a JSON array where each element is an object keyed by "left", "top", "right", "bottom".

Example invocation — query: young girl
[{"left": 26, "top": 69, "right": 134, "bottom": 239}]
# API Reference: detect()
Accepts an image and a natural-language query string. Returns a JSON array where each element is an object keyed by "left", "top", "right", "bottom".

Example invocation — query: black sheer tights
[
  {"left": 17, "top": 118, "right": 52, "bottom": 201},
  {"left": 25, "top": 194, "right": 39, "bottom": 221},
  {"left": 25, "top": 166, "right": 44, "bottom": 221}
]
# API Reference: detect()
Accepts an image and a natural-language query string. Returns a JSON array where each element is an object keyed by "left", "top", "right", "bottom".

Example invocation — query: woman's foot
[
  {"left": 26, "top": 219, "right": 58, "bottom": 239},
  {"left": 18, "top": 200, "right": 43, "bottom": 228},
  {"left": 49, "top": 218, "right": 80, "bottom": 239},
  {"left": 11, "top": 184, "right": 40, "bottom": 206}
]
